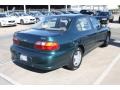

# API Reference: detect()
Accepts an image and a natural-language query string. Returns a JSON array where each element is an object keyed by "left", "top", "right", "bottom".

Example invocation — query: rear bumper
[{"left": 10, "top": 45, "right": 73, "bottom": 70}]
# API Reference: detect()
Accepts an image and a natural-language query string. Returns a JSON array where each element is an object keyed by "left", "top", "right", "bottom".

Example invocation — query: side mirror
[
  {"left": 97, "top": 25, "right": 102, "bottom": 30},
  {"left": 100, "top": 19, "right": 108, "bottom": 25},
  {"left": 97, "top": 24, "right": 107, "bottom": 30}
]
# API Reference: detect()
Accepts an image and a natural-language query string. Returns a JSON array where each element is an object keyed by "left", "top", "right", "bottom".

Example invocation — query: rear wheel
[
  {"left": 109, "top": 19, "right": 113, "bottom": 22},
  {"left": 20, "top": 19, "right": 24, "bottom": 25},
  {"left": 0, "top": 22, "right": 2, "bottom": 27},
  {"left": 101, "top": 35, "right": 110, "bottom": 47},
  {"left": 66, "top": 48, "right": 83, "bottom": 70},
  {"left": 119, "top": 16, "right": 120, "bottom": 23}
]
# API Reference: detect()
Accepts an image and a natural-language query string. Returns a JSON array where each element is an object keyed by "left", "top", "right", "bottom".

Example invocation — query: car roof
[{"left": 45, "top": 14, "right": 90, "bottom": 18}]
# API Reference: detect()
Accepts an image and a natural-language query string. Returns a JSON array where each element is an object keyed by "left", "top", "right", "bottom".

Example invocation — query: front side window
[
  {"left": 76, "top": 20, "right": 82, "bottom": 31},
  {"left": 90, "top": 17, "right": 100, "bottom": 30},
  {"left": 76, "top": 17, "right": 92, "bottom": 31},
  {"left": 32, "top": 16, "right": 72, "bottom": 31}
]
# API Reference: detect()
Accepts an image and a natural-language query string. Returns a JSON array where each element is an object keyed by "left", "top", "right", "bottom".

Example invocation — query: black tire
[
  {"left": 119, "top": 16, "right": 120, "bottom": 23},
  {"left": 66, "top": 48, "right": 83, "bottom": 70},
  {"left": 109, "top": 19, "right": 113, "bottom": 23},
  {"left": 101, "top": 34, "right": 110, "bottom": 47},
  {"left": 20, "top": 19, "right": 24, "bottom": 25},
  {"left": 0, "top": 22, "right": 2, "bottom": 27}
]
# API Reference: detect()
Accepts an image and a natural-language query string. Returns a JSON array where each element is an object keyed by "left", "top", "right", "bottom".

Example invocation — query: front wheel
[
  {"left": 66, "top": 48, "right": 83, "bottom": 70},
  {"left": 20, "top": 19, "right": 24, "bottom": 25}
]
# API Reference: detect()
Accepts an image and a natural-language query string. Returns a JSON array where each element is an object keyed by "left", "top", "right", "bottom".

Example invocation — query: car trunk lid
[{"left": 15, "top": 28, "right": 62, "bottom": 49}]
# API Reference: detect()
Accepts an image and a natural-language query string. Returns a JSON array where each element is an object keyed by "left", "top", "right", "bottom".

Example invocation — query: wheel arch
[
  {"left": 78, "top": 45, "right": 85, "bottom": 55},
  {"left": 20, "top": 19, "right": 24, "bottom": 22}
]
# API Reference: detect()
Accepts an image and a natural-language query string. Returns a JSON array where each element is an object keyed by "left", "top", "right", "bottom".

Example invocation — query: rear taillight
[
  {"left": 13, "top": 36, "right": 19, "bottom": 45},
  {"left": 34, "top": 41, "right": 59, "bottom": 51}
]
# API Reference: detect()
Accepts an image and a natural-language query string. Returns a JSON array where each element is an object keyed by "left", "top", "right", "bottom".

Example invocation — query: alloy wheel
[{"left": 73, "top": 50, "right": 82, "bottom": 67}]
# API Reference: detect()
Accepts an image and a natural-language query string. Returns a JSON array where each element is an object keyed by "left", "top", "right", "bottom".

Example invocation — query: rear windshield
[{"left": 32, "top": 16, "right": 72, "bottom": 31}]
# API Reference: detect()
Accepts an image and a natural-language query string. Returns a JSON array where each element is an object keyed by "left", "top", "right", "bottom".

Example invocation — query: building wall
[{"left": 71, "top": 5, "right": 108, "bottom": 11}]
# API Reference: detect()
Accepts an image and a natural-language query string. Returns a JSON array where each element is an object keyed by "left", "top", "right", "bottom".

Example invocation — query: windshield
[
  {"left": 41, "top": 11, "right": 54, "bottom": 15},
  {"left": 14, "top": 13, "right": 29, "bottom": 16},
  {"left": 32, "top": 16, "right": 72, "bottom": 31},
  {"left": 62, "top": 11, "right": 71, "bottom": 14},
  {"left": 96, "top": 12, "right": 109, "bottom": 16},
  {"left": 0, "top": 14, "right": 7, "bottom": 18},
  {"left": 52, "top": 11, "right": 63, "bottom": 15},
  {"left": 80, "top": 10, "right": 94, "bottom": 15},
  {"left": 19, "top": 13, "right": 29, "bottom": 16},
  {"left": 29, "top": 12, "right": 43, "bottom": 16}
]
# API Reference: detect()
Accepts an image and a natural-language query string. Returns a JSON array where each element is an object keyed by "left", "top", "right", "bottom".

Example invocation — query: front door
[
  {"left": 75, "top": 17, "right": 97, "bottom": 53},
  {"left": 90, "top": 17, "right": 107, "bottom": 47}
]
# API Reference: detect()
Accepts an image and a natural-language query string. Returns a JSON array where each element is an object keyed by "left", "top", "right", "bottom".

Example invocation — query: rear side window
[
  {"left": 90, "top": 17, "right": 100, "bottom": 30},
  {"left": 47, "top": 18, "right": 57, "bottom": 27},
  {"left": 76, "top": 17, "right": 92, "bottom": 31}
]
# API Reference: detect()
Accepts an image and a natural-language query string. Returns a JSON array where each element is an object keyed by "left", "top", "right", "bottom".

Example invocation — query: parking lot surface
[
  {"left": 0, "top": 22, "right": 120, "bottom": 85},
  {"left": 0, "top": 76, "right": 12, "bottom": 85}
]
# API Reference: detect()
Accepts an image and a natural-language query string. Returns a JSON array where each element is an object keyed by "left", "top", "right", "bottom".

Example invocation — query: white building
[{"left": 71, "top": 5, "right": 118, "bottom": 11}]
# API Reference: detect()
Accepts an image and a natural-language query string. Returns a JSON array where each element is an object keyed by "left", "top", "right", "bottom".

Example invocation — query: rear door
[
  {"left": 90, "top": 17, "right": 107, "bottom": 46},
  {"left": 76, "top": 17, "right": 97, "bottom": 53}
]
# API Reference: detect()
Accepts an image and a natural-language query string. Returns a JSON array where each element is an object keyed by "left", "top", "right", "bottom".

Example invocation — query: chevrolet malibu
[{"left": 11, "top": 14, "right": 111, "bottom": 71}]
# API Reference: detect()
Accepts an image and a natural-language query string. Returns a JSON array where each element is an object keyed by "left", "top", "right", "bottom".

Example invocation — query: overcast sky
[{"left": 108, "top": 5, "right": 118, "bottom": 9}]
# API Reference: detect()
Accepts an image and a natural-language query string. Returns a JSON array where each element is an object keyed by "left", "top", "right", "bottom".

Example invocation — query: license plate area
[
  {"left": 20, "top": 54, "right": 27, "bottom": 61},
  {"left": 102, "top": 18, "right": 107, "bottom": 20}
]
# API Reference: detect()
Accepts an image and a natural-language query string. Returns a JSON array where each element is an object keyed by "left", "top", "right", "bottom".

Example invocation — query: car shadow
[
  {"left": 0, "top": 25, "right": 16, "bottom": 28},
  {"left": 13, "top": 61, "right": 53, "bottom": 73},
  {"left": 18, "top": 23, "right": 35, "bottom": 25},
  {"left": 109, "top": 39, "right": 120, "bottom": 48}
]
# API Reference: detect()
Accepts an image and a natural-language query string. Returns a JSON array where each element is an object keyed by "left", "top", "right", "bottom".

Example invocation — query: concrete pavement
[{"left": 0, "top": 76, "right": 12, "bottom": 85}]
